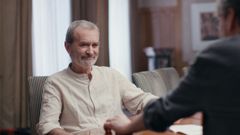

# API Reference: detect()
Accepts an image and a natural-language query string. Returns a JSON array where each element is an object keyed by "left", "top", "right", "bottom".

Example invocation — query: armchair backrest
[
  {"left": 155, "top": 67, "right": 180, "bottom": 90},
  {"left": 132, "top": 67, "right": 180, "bottom": 97},
  {"left": 28, "top": 76, "right": 47, "bottom": 135}
]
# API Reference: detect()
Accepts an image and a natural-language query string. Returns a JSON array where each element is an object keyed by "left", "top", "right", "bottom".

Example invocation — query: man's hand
[{"left": 104, "top": 114, "right": 132, "bottom": 135}]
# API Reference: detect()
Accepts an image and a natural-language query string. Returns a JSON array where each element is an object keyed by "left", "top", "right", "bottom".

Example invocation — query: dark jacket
[{"left": 144, "top": 35, "right": 240, "bottom": 135}]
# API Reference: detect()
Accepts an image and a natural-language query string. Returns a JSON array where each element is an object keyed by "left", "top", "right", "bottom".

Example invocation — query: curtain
[
  {"left": 71, "top": 0, "right": 109, "bottom": 66},
  {"left": 0, "top": 0, "right": 32, "bottom": 128},
  {"left": 32, "top": 0, "right": 71, "bottom": 76},
  {"left": 109, "top": 0, "right": 131, "bottom": 79}
]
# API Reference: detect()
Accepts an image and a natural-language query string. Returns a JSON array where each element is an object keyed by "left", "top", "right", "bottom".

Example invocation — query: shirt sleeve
[
  {"left": 36, "top": 79, "right": 62, "bottom": 135},
  {"left": 143, "top": 44, "right": 229, "bottom": 132},
  {"left": 115, "top": 70, "right": 158, "bottom": 114}
]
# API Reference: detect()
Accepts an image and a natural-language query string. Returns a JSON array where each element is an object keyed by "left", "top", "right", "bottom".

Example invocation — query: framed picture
[{"left": 191, "top": 2, "right": 220, "bottom": 51}]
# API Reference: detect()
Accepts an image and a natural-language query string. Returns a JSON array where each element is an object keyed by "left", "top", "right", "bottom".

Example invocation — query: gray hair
[
  {"left": 65, "top": 20, "right": 99, "bottom": 44},
  {"left": 219, "top": 0, "right": 240, "bottom": 25}
]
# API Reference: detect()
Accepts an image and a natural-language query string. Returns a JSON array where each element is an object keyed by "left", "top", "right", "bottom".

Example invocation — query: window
[
  {"left": 32, "top": 0, "right": 71, "bottom": 76},
  {"left": 109, "top": 0, "right": 131, "bottom": 79}
]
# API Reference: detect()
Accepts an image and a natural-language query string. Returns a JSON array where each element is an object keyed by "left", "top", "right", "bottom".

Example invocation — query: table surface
[{"left": 134, "top": 113, "right": 203, "bottom": 135}]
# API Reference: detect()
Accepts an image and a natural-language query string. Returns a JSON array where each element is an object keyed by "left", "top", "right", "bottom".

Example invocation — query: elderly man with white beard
[{"left": 36, "top": 20, "right": 157, "bottom": 135}]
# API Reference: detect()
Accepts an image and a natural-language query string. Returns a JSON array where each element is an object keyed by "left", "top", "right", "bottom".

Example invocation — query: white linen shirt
[{"left": 37, "top": 66, "right": 156, "bottom": 135}]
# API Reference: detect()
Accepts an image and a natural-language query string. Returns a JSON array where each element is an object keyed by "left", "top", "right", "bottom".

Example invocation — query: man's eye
[
  {"left": 80, "top": 43, "right": 89, "bottom": 47},
  {"left": 92, "top": 43, "right": 99, "bottom": 47}
]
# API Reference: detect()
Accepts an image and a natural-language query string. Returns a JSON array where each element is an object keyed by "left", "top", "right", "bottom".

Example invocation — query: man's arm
[
  {"left": 37, "top": 80, "right": 64, "bottom": 135},
  {"left": 113, "top": 69, "right": 157, "bottom": 114}
]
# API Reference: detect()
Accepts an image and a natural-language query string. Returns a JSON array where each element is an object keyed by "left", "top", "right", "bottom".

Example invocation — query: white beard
[{"left": 79, "top": 57, "right": 97, "bottom": 67}]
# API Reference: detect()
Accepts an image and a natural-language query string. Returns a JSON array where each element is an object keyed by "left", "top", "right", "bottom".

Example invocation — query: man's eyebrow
[
  {"left": 79, "top": 41, "right": 100, "bottom": 45},
  {"left": 80, "top": 41, "right": 99, "bottom": 43},
  {"left": 80, "top": 41, "right": 90, "bottom": 43}
]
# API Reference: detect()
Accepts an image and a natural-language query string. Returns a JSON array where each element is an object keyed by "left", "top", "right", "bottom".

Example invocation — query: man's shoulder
[
  {"left": 93, "top": 66, "right": 124, "bottom": 78},
  {"left": 194, "top": 35, "right": 240, "bottom": 69},
  {"left": 204, "top": 35, "right": 240, "bottom": 52},
  {"left": 93, "top": 65, "right": 118, "bottom": 73},
  {"left": 47, "top": 68, "right": 68, "bottom": 81}
]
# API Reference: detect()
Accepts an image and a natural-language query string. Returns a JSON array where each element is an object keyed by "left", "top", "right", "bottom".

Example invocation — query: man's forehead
[
  {"left": 72, "top": 28, "right": 99, "bottom": 42},
  {"left": 73, "top": 27, "right": 98, "bottom": 35},
  {"left": 74, "top": 26, "right": 98, "bottom": 33}
]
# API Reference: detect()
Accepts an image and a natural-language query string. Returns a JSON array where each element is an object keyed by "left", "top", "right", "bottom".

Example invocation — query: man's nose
[{"left": 87, "top": 46, "right": 94, "bottom": 54}]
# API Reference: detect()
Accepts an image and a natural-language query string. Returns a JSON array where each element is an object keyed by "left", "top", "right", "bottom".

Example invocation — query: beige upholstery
[
  {"left": 155, "top": 68, "right": 180, "bottom": 90},
  {"left": 28, "top": 76, "right": 48, "bottom": 135},
  {"left": 132, "top": 67, "right": 180, "bottom": 97}
]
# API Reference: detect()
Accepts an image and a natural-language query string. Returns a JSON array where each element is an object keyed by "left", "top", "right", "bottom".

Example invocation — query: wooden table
[{"left": 134, "top": 112, "right": 203, "bottom": 135}]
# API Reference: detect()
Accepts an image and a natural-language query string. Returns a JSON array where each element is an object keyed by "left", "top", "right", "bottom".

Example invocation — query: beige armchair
[
  {"left": 28, "top": 76, "right": 48, "bottom": 135},
  {"left": 132, "top": 67, "right": 180, "bottom": 97}
]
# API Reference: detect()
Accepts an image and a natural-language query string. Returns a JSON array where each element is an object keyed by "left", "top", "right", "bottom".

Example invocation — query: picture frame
[{"left": 191, "top": 2, "right": 220, "bottom": 51}]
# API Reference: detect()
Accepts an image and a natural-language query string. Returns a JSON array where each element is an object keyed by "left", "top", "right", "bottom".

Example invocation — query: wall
[
  {"left": 130, "top": 0, "right": 217, "bottom": 73},
  {"left": 181, "top": 0, "right": 215, "bottom": 64},
  {"left": 130, "top": 0, "right": 184, "bottom": 73},
  {"left": 138, "top": 0, "right": 177, "bottom": 8}
]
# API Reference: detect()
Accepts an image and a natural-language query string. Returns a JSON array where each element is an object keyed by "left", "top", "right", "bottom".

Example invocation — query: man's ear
[
  {"left": 65, "top": 42, "right": 71, "bottom": 54},
  {"left": 226, "top": 8, "right": 237, "bottom": 33}
]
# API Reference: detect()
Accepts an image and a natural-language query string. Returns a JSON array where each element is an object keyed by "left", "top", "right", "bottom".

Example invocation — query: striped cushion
[
  {"left": 28, "top": 76, "right": 47, "bottom": 135},
  {"left": 132, "top": 67, "right": 180, "bottom": 97},
  {"left": 155, "top": 67, "right": 180, "bottom": 90}
]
